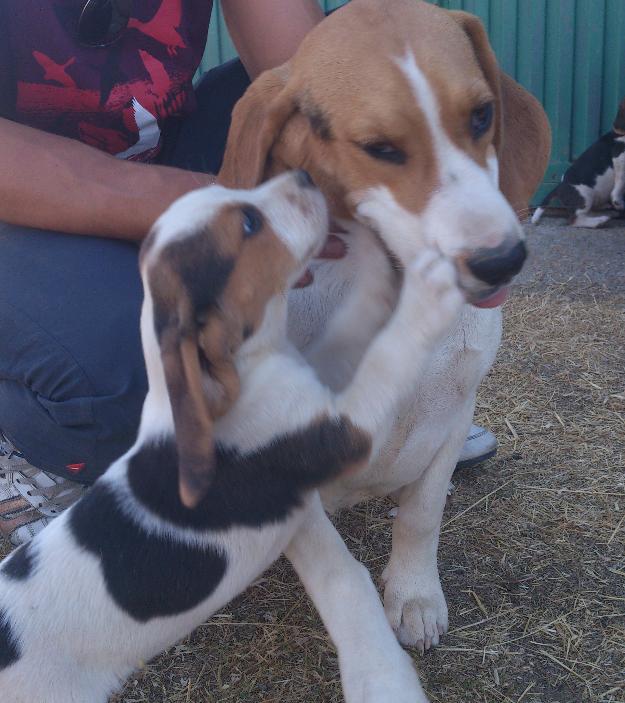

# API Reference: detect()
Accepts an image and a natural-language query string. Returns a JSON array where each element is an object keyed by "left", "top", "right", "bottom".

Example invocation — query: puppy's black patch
[
  {"left": 558, "top": 132, "right": 623, "bottom": 188},
  {"left": 0, "top": 608, "right": 20, "bottom": 669},
  {"left": 69, "top": 484, "right": 227, "bottom": 622},
  {"left": 127, "top": 415, "right": 370, "bottom": 531},
  {"left": 0, "top": 542, "right": 35, "bottom": 581}
]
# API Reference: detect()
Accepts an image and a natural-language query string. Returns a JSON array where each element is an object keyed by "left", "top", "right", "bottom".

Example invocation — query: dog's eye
[
  {"left": 361, "top": 142, "right": 406, "bottom": 165},
  {"left": 241, "top": 206, "right": 263, "bottom": 237},
  {"left": 470, "top": 103, "right": 494, "bottom": 140}
]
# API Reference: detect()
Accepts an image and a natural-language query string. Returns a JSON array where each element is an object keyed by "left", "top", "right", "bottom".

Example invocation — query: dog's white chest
[{"left": 288, "top": 238, "right": 502, "bottom": 510}]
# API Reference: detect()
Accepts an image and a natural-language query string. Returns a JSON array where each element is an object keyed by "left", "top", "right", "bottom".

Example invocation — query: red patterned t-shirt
[{"left": 0, "top": 0, "right": 212, "bottom": 160}]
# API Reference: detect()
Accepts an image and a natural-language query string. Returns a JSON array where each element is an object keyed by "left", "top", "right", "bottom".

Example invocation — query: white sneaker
[
  {"left": 456, "top": 424, "right": 497, "bottom": 470},
  {"left": 0, "top": 431, "right": 87, "bottom": 546}
]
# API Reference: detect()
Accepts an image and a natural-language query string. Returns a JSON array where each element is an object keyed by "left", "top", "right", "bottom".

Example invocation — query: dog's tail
[{"left": 531, "top": 184, "right": 561, "bottom": 224}]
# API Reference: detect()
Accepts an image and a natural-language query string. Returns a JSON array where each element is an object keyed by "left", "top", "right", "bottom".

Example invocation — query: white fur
[
  {"left": 610, "top": 139, "right": 625, "bottom": 209},
  {"left": 0, "top": 174, "right": 465, "bottom": 702}
]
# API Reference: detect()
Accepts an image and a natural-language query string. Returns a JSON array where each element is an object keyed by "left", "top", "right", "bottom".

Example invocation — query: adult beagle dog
[
  {"left": 532, "top": 97, "right": 625, "bottom": 228},
  {"left": 0, "top": 171, "right": 464, "bottom": 702},
  {"left": 219, "top": 0, "right": 551, "bottom": 653}
]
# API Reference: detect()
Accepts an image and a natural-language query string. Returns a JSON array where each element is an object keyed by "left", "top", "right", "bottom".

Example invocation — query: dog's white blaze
[
  {"left": 395, "top": 50, "right": 447, "bottom": 159},
  {"left": 148, "top": 186, "right": 235, "bottom": 262},
  {"left": 353, "top": 50, "right": 522, "bottom": 259},
  {"left": 147, "top": 174, "right": 327, "bottom": 270},
  {"left": 486, "top": 146, "right": 500, "bottom": 186}
]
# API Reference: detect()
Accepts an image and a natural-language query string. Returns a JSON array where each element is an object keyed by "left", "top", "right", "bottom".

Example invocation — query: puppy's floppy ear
[
  {"left": 218, "top": 64, "right": 296, "bottom": 188},
  {"left": 152, "top": 269, "right": 241, "bottom": 509},
  {"left": 158, "top": 315, "right": 216, "bottom": 510},
  {"left": 449, "top": 11, "right": 503, "bottom": 152}
]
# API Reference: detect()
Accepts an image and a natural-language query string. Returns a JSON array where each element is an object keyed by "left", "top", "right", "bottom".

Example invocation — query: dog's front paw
[
  {"left": 382, "top": 563, "right": 448, "bottom": 654},
  {"left": 402, "top": 250, "right": 463, "bottom": 344},
  {"left": 342, "top": 650, "right": 429, "bottom": 703}
]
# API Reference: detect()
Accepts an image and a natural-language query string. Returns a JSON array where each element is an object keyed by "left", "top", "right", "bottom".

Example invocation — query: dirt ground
[
  {"left": 4, "top": 217, "right": 624, "bottom": 702},
  {"left": 110, "top": 218, "right": 624, "bottom": 703}
]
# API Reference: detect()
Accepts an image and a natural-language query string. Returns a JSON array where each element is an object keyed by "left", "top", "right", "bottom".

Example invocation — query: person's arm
[
  {"left": 0, "top": 118, "right": 214, "bottom": 241},
  {"left": 220, "top": 0, "right": 324, "bottom": 79}
]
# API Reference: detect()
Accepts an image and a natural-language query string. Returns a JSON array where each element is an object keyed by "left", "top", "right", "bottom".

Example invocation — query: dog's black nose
[
  {"left": 466, "top": 240, "right": 527, "bottom": 286},
  {"left": 295, "top": 169, "right": 315, "bottom": 188}
]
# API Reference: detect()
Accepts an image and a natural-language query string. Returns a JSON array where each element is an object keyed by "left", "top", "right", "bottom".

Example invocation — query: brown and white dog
[
  {"left": 0, "top": 171, "right": 465, "bottom": 702},
  {"left": 219, "top": 0, "right": 551, "bottom": 652}
]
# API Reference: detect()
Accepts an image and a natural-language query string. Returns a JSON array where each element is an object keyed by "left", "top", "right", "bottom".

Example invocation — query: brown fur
[{"left": 219, "top": 0, "right": 551, "bottom": 220}]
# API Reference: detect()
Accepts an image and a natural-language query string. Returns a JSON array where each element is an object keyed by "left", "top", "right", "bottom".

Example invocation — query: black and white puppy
[
  {"left": 532, "top": 98, "right": 625, "bottom": 228},
  {"left": 0, "top": 171, "right": 463, "bottom": 703}
]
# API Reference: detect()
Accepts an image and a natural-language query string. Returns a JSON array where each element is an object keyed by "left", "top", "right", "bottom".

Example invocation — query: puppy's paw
[
  {"left": 571, "top": 213, "right": 611, "bottom": 228},
  {"left": 402, "top": 250, "right": 463, "bottom": 344},
  {"left": 382, "top": 564, "right": 449, "bottom": 654}
]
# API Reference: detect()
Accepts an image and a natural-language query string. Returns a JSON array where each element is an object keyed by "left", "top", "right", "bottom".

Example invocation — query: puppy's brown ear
[
  {"left": 197, "top": 312, "right": 241, "bottom": 419},
  {"left": 159, "top": 319, "right": 216, "bottom": 509},
  {"left": 449, "top": 11, "right": 503, "bottom": 152},
  {"left": 218, "top": 65, "right": 295, "bottom": 188},
  {"left": 159, "top": 307, "right": 242, "bottom": 509}
]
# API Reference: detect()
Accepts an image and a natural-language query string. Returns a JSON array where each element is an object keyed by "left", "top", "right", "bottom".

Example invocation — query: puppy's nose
[
  {"left": 295, "top": 169, "right": 315, "bottom": 188},
  {"left": 466, "top": 240, "right": 527, "bottom": 286}
]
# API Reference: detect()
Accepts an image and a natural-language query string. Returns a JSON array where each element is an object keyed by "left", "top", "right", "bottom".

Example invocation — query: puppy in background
[{"left": 532, "top": 97, "right": 625, "bottom": 228}]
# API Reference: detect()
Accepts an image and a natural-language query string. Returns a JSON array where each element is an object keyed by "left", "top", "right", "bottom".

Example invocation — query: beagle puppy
[
  {"left": 532, "top": 97, "right": 625, "bottom": 228},
  {"left": 0, "top": 171, "right": 464, "bottom": 702},
  {"left": 219, "top": 0, "right": 551, "bottom": 654}
]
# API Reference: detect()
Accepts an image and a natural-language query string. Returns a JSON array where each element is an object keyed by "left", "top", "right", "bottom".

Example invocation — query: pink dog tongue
[{"left": 473, "top": 286, "right": 510, "bottom": 309}]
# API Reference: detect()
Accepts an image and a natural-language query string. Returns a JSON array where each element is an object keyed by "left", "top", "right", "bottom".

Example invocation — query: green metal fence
[{"left": 201, "top": 0, "right": 625, "bottom": 201}]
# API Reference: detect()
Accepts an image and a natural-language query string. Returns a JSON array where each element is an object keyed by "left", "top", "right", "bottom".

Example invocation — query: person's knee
[
  {"left": 0, "top": 224, "right": 147, "bottom": 482},
  {"left": 0, "top": 302, "right": 147, "bottom": 482}
]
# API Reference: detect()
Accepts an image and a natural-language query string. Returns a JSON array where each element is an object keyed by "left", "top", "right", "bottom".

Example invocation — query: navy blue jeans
[{"left": 0, "top": 59, "right": 250, "bottom": 483}]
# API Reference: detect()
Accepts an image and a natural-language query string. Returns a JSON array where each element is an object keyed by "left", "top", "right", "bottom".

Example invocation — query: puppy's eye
[
  {"left": 241, "top": 206, "right": 263, "bottom": 237},
  {"left": 470, "top": 103, "right": 494, "bottom": 140},
  {"left": 361, "top": 142, "right": 406, "bottom": 165}
]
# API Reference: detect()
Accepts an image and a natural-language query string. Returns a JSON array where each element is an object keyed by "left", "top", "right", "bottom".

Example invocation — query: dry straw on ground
[{"left": 2, "top": 222, "right": 624, "bottom": 702}]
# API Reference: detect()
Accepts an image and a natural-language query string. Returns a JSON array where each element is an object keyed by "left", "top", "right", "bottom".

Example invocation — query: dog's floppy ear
[
  {"left": 449, "top": 11, "right": 503, "bottom": 152},
  {"left": 219, "top": 65, "right": 296, "bottom": 188},
  {"left": 151, "top": 266, "right": 241, "bottom": 509},
  {"left": 159, "top": 318, "right": 215, "bottom": 509},
  {"left": 450, "top": 10, "right": 551, "bottom": 214}
]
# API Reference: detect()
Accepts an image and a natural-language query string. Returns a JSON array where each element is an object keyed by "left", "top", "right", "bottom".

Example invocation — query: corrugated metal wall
[
  {"left": 431, "top": 0, "right": 625, "bottom": 200},
  {"left": 201, "top": 0, "right": 625, "bottom": 201}
]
